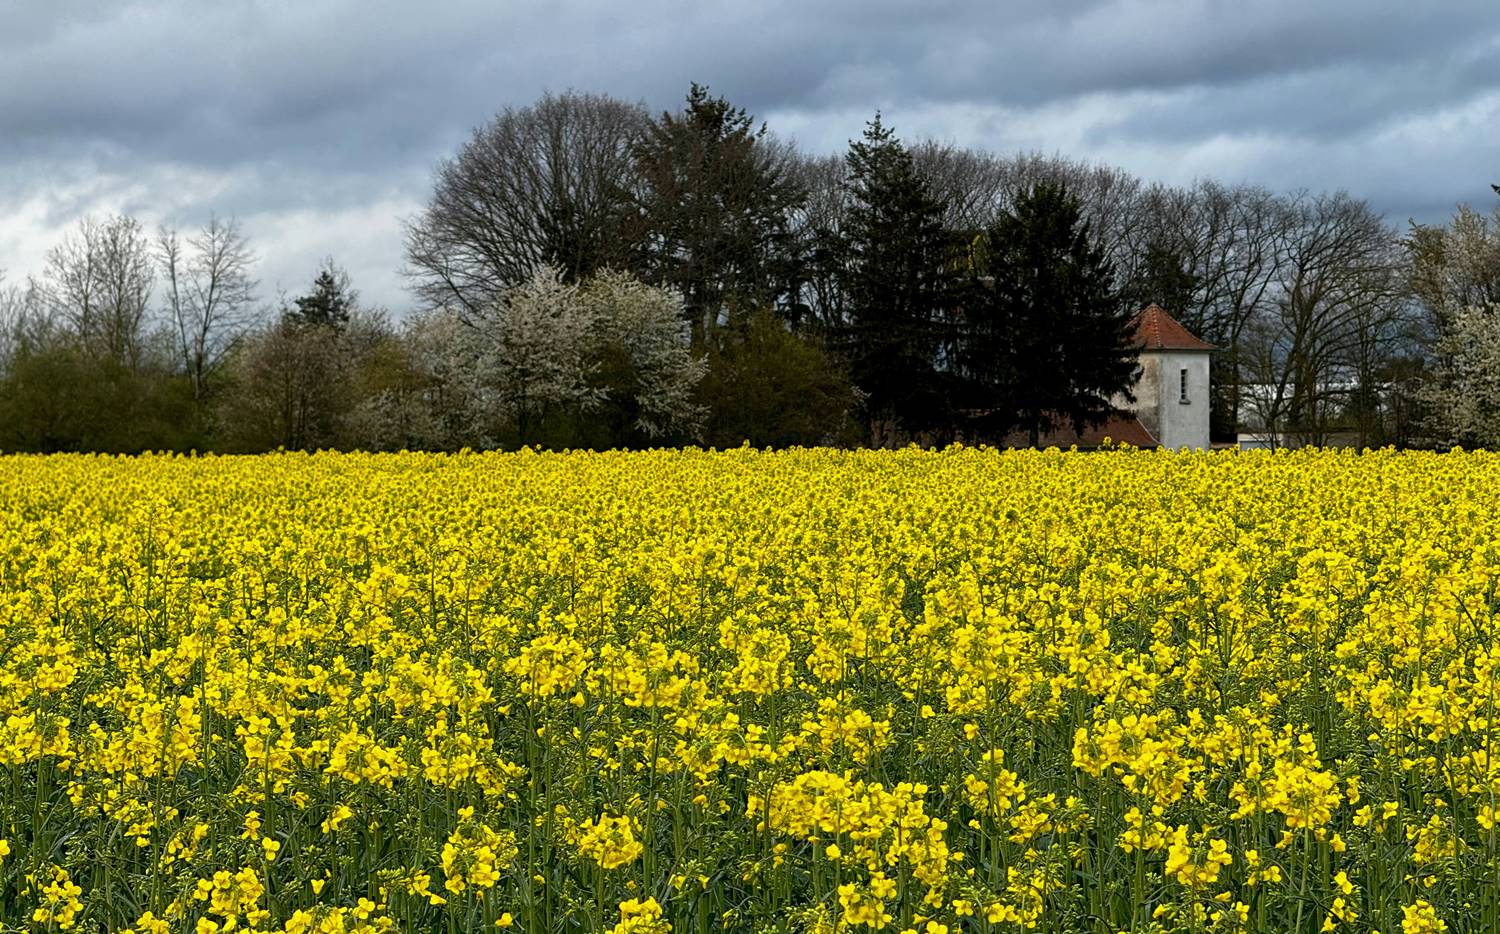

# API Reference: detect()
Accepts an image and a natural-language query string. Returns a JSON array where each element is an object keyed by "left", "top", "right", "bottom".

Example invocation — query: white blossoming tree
[
  {"left": 410, "top": 267, "right": 705, "bottom": 448},
  {"left": 1422, "top": 302, "right": 1500, "bottom": 447},
  {"left": 471, "top": 267, "right": 601, "bottom": 444},
  {"left": 581, "top": 271, "right": 707, "bottom": 442}
]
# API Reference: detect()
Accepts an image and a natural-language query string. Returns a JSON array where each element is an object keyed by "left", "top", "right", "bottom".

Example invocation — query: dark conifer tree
[
  {"left": 839, "top": 114, "right": 962, "bottom": 441},
  {"left": 286, "top": 261, "right": 354, "bottom": 330},
  {"left": 1122, "top": 240, "right": 1199, "bottom": 324},
  {"left": 966, "top": 181, "right": 1137, "bottom": 446},
  {"left": 631, "top": 83, "right": 806, "bottom": 344}
]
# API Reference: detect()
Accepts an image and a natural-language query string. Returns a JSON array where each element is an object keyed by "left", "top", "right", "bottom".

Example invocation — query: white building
[{"left": 1116, "top": 304, "right": 1213, "bottom": 450}]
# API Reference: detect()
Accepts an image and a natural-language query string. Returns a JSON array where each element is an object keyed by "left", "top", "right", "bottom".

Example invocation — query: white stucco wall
[
  {"left": 1123, "top": 354, "right": 1162, "bottom": 439},
  {"left": 1146, "top": 350, "right": 1211, "bottom": 449}
]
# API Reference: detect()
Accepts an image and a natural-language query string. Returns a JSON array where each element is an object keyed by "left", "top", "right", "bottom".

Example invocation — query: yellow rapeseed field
[{"left": 0, "top": 447, "right": 1496, "bottom": 934}]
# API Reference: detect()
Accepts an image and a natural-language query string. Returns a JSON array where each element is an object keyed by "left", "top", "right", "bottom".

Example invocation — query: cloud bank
[{"left": 2, "top": 0, "right": 1496, "bottom": 311}]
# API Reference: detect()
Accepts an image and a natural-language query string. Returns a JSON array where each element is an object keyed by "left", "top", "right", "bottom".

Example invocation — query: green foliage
[
  {"left": 964, "top": 181, "right": 1138, "bottom": 444},
  {"left": 838, "top": 115, "right": 964, "bottom": 439},
  {"left": 631, "top": 83, "right": 807, "bottom": 343},
  {"left": 0, "top": 345, "right": 202, "bottom": 453},
  {"left": 698, "top": 311, "right": 860, "bottom": 448}
]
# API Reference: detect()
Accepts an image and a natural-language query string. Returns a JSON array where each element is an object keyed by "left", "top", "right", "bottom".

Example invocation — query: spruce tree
[
  {"left": 632, "top": 84, "right": 806, "bottom": 344},
  {"left": 287, "top": 261, "right": 354, "bottom": 330},
  {"left": 839, "top": 115, "right": 962, "bottom": 441},
  {"left": 1122, "top": 240, "right": 1199, "bottom": 324},
  {"left": 967, "top": 181, "right": 1137, "bottom": 446}
]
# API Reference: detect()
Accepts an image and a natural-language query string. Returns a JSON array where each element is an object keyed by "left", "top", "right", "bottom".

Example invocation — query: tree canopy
[
  {"left": 837, "top": 115, "right": 964, "bottom": 441},
  {"left": 965, "top": 181, "right": 1138, "bottom": 445}
]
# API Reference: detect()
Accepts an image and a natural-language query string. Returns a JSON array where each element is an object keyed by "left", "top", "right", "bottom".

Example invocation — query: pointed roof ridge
[{"left": 1132, "top": 304, "right": 1214, "bottom": 351}]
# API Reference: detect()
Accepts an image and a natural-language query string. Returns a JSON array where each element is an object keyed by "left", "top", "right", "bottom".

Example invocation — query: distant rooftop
[
  {"left": 1131, "top": 304, "right": 1214, "bottom": 352},
  {"left": 1000, "top": 413, "right": 1159, "bottom": 449}
]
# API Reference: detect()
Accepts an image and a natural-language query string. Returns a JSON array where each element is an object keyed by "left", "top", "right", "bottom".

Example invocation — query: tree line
[{"left": 1, "top": 84, "right": 1495, "bottom": 452}]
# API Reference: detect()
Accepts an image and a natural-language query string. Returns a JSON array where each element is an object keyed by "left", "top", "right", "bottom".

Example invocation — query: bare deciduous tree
[
  {"left": 43, "top": 214, "right": 155, "bottom": 368},
  {"left": 910, "top": 142, "right": 1011, "bottom": 233},
  {"left": 785, "top": 153, "right": 850, "bottom": 327},
  {"left": 252, "top": 320, "right": 342, "bottom": 451},
  {"left": 0, "top": 271, "right": 30, "bottom": 372},
  {"left": 219, "top": 309, "right": 396, "bottom": 452},
  {"left": 1125, "top": 181, "right": 1286, "bottom": 435},
  {"left": 404, "top": 91, "right": 648, "bottom": 318},
  {"left": 1239, "top": 192, "right": 1408, "bottom": 446},
  {"left": 158, "top": 215, "right": 259, "bottom": 402},
  {"left": 988, "top": 153, "right": 1146, "bottom": 272}
]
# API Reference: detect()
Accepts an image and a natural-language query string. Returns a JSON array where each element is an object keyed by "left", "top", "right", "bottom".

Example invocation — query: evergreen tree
[
  {"left": 632, "top": 84, "right": 806, "bottom": 344},
  {"left": 287, "top": 261, "right": 354, "bottom": 330},
  {"left": 966, "top": 181, "right": 1137, "bottom": 446},
  {"left": 839, "top": 114, "right": 962, "bottom": 441},
  {"left": 1122, "top": 240, "right": 1199, "bottom": 324}
]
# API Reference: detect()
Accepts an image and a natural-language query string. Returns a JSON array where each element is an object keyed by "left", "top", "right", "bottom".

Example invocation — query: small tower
[{"left": 1125, "top": 304, "right": 1213, "bottom": 449}]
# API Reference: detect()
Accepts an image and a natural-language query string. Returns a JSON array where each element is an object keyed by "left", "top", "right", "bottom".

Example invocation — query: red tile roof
[
  {"left": 1000, "top": 413, "right": 1159, "bottom": 449},
  {"left": 1131, "top": 304, "right": 1214, "bottom": 352}
]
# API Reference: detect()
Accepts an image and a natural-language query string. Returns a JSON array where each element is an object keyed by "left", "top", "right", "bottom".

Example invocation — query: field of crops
[{"left": 0, "top": 448, "right": 1497, "bottom": 933}]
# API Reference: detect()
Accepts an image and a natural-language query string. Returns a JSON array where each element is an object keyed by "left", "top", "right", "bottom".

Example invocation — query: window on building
[{"left": 1179, "top": 367, "right": 1189, "bottom": 403}]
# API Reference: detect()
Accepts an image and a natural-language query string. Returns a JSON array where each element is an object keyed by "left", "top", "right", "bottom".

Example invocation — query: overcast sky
[{"left": 2, "top": 0, "right": 1497, "bottom": 314}]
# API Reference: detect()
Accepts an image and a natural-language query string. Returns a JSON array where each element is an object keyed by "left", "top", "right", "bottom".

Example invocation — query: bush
[
  {"left": 699, "top": 311, "right": 860, "bottom": 447},
  {"left": 0, "top": 345, "right": 201, "bottom": 452}
]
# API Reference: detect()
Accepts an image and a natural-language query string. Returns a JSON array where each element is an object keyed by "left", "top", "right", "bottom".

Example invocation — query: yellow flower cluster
[
  {"left": 1163, "top": 826, "right": 1231, "bottom": 888},
  {"left": 28, "top": 865, "right": 84, "bottom": 929},
  {"left": 752, "top": 770, "right": 953, "bottom": 892},
  {"left": 607, "top": 896, "right": 670, "bottom": 934},
  {"left": 2, "top": 446, "right": 1500, "bottom": 932},
  {"left": 576, "top": 815, "right": 645, "bottom": 871},
  {"left": 441, "top": 808, "right": 519, "bottom": 893},
  {"left": 192, "top": 867, "right": 269, "bottom": 928}
]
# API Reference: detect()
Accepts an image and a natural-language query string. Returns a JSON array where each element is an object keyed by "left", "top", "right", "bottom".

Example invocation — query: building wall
[
  {"left": 1149, "top": 350, "right": 1211, "bottom": 449},
  {"left": 1128, "top": 354, "right": 1164, "bottom": 440},
  {"left": 1120, "top": 351, "right": 1211, "bottom": 448}
]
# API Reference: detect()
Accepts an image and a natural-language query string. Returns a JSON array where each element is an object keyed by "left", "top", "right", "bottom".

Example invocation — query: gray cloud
[{"left": 1, "top": 0, "right": 1497, "bottom": 312}]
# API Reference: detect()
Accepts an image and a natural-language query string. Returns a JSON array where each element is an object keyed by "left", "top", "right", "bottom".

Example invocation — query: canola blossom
[{"left": 0, "top": 447, "right": 1498, "bottom": 933}]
